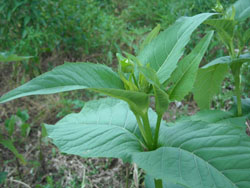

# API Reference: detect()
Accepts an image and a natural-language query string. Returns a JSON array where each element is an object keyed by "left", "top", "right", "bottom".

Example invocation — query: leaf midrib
[{"left": 156, "top": 23, "right": 186, "bottom": 75}]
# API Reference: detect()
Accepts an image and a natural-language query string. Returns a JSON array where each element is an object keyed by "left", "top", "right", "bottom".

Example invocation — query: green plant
[
  {"left": 193, "top": 0, "right": 250, "bottom": 116},
  {"left": 0, "top": 52, "right": 32, "bottom": 63},
  {"left": 0, "top": 0, "right": 126, "bottom": 61},
  {"left": 1, "top": 8, "right": 250, "bottom": 188},
  {"left": 55, "top": 97, "right": 85, "bottom": 118},
  {"left": 0, "top": 109, "right": 31, "bottom": 168},
  {"left": 0, "top": 172, "right": 7, "bottom": 185},
  {"left": 0, "top": 53, "right": 32, "bottom": 171}
]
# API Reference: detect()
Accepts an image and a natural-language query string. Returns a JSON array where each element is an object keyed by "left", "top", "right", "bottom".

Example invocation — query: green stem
[
  {"left": 135, "top": 115, "right": 148, "bottom": 145},
  {"left": 132, "top": 73, "right": 139, "bottom": 88},
  {"left": 154, "top": 114, "right": 162, "bottom": 149},
  {"left": 229, "top": 41, "right": 235, "bottom": 59},
  {"left": 154, "top": 179, "right": 163, "bottom": 188},
  {"left": 234, "top": 70, "right": 242, "bottom": 116},
  {"left": 141, "top": 113, "right": 154, "bottom": 150}
]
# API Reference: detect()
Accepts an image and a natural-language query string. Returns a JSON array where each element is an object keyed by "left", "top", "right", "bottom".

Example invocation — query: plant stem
[
  {"left": 234, "top": 69, "right": 242, "bottom": 116},
  {"left": 154, "top": 114, "right": 162, "bottom": 149},
  {"left": 154, "top": 179, "right": 163, "bottom": 188},
  {"left": 229, "top": 41, "right": 236, "bottom": 58},
  {"left": 135, "top": 115, "right": 149, "bottom": 146},
  {"left": 229, "top": 40, "right": 242, "bottom": 116},
  {"left": 132, "top": 73, "right": 139, "bottom": 88},
  {"left": 141, "top": 113, "right": 154, "bottom": 149}
]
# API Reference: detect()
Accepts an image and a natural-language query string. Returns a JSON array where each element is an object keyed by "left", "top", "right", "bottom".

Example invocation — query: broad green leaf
[
  {"left": 140, "top": 24, "right": 161, "bottom": 53},
  {"left": 204, "top": 19, "right": 236, "bottom": 47},
  {"left": 193, "top": 64, "right": 229, "bottom": 109},
  {"left": 133, "top": 120, "right": 250, "bottom": 188},
  {"left": 227, "top": 0, "right": 250, "bottom": 21},
  {"left": 168, "top": 31, "right": 214, "bottom": 101},
  {"left": 0, "top": 139, "right": 26, "bottom": 165},
  {"left": 0, "top": 52, "right": 32, "bottom": 62},
  {"left": 0, "top": 62, "right": 150, "bottom": 115},
  {"left": 177, "top": 109, "right": 234, "bottom": 124},
  {"left": 203, "top": 53, "right": 250, "bottom": 68},
  {"left": 46, "top": 97, "right": 250, "bottom": 187},
  {"left": 0, "top": 62, "right": 123, "bottom": 103},
  {"left": 219, "top": 115, "right": 250, "bottom": 127},
  {"left": 45, "top": 98, "right": 144, "bottom": 161},
  {"left": 137, "top": 13, "right": 214, "bottom": 84},
  {"left": 45, "top": 97, "right": 160, "bottom": 161}
]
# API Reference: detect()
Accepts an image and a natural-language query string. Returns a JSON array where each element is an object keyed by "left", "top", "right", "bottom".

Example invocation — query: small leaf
[
  {"left": 137, "top": 13, "right": 214, "bottom": 84},
  {"left": 93, "top": 88, "right": 149, "bottom": 115},
  {"left": 41, "top": 123, "right": 48, "bottom": 137},
  {"left": 0, "top": 172, "right": 7, "bottom": 184},
  {"left": 140, "top": 24, "right": 161, "bottom": 53},
  {"left": 203, "top": 53, "right": 250, "bottom": 68},
  {"left": 205, "top": 19, "right": 235, "bottom": 37},
  {"left": 153, "top": 86, "right": 169, "bottom": 115},
  {"left": 243, "top": 29, "right": 250, "bottom": 42},
  {"left": 0, "top": 139, "right": 26, "bottom": 165},
  {"left": 0, "top": 52, "right": 32, "bottom": 62},
  {"left": 193, "top": 64, "right": 229, "bottom": 109},
  {"left": 117, "top": 53, "right": 134, "bottom": 73},
  {"left": 16, "top": 109, "right": 29, "bottom": 122},
  {"left": 137, "top": 65, "right": 160, "bottom": 87},
  {"left": 21, "top": 123, "right": 31, "bottom": 137},
  {"left": 226, "top": 0, "right": 250, "bottom": 21},
  {"left": 204, "top": 19, "right": 236, "bottom": 48},
  {"left": 177, "top": 109, "right": 234, "bottom": 123},
  {"left": 168, "top": 31, "right": 214, "bottom": 101},
  {"left": 137, "top": 65, "right": 168, "bottom": 114},
  {"left": 4, "top": 116, "right": 16, "bottom": 137}
]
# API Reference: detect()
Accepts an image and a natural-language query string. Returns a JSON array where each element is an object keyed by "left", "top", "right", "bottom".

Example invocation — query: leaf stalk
[
  {"left": 233, "top": 68, "right": 242, "bottom": 116},
  {"left": 141, "top": 113, "right": 154, "bottom": 150},
  {"left": 153, "top": 114, "right": 163, "bottom": 149}
]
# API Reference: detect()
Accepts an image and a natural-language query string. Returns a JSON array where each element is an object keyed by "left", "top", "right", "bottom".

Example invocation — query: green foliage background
[{"left": 0, "top": 0, "right": 235, "bottom": 60}]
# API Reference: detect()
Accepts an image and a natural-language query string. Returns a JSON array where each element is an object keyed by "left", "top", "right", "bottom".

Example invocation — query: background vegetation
[{"left": 0, "top": 0, "right": 249, "bottom": 187}]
